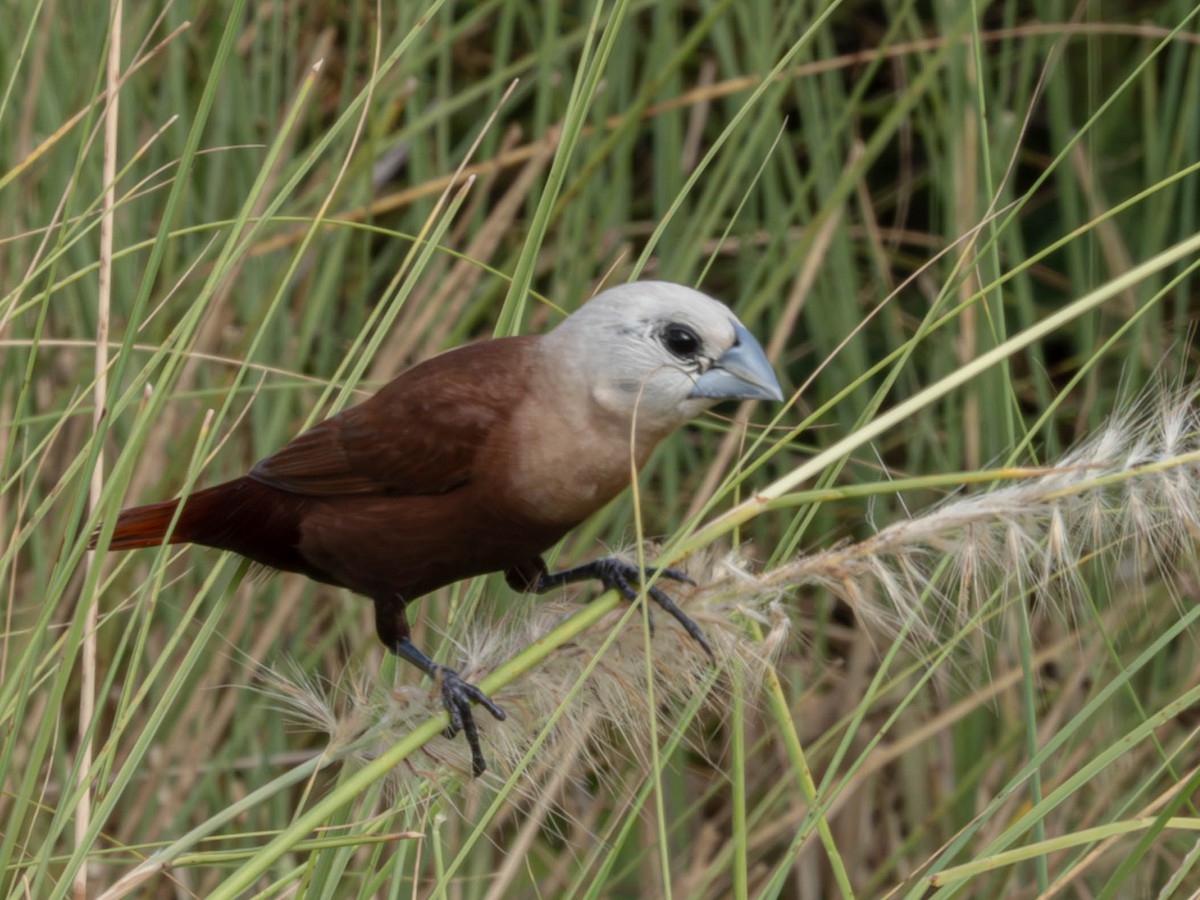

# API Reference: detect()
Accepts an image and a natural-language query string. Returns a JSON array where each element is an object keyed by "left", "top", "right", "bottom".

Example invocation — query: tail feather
[
  {"left": 90, "top": 479, "right": 249, "bottom": 551},
  {"left": 89, "top": 477, "right": 312, "bottom": 577},
  {"left": 90, "top": 498, "right": 184, "bottom": 550}
]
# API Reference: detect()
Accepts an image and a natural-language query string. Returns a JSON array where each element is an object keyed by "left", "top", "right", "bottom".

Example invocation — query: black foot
[
  {"left": 391, "top": 636, "right": 506, "bottom": 777},
  {"left": 436, "top": 666, "right": 507, "bottom": 777},
  {"left": 535, "top": 557, "right": 712, "bottom": 658}
]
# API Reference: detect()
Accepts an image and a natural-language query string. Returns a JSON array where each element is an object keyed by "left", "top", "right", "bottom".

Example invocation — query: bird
[{"left": 91, "top": 280, "right": 783, "bottom": 775}]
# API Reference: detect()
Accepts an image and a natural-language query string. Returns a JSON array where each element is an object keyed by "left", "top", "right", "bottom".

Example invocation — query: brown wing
[{"left": 249, "top": 336, "right": 538, "bottom": 497}]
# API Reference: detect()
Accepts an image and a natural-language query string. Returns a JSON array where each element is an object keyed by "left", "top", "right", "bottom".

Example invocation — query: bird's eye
[{"left": 661, "top": 324, "right": 701, "bottom": 358}]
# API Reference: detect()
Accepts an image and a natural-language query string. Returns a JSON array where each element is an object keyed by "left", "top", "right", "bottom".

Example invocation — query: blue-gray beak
[{"left": 688, "top": 321, "right": 783, "bottom": 402}]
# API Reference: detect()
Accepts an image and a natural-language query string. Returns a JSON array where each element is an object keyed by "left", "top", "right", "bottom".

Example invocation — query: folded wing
[{"left": 249, "top": 336, "right": 538, "bottom": 498}]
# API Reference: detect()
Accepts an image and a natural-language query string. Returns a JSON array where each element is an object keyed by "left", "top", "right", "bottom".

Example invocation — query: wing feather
[{"left": 249, "top": 336, "right": 537, "bottom": 497}]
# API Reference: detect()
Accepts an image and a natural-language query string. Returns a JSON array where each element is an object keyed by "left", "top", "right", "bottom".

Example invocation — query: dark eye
[{"left": 661, "top": 323, "right": 701, "bottom": 358}]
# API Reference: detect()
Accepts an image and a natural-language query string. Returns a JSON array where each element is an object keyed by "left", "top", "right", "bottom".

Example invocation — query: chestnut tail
[
  {"left": 98, "top": 497, "right": 185, "bottom": 549},
  {"left": 90, "top": 477, "right": 317, "bottom": 579},
  {"left": 91, "top": 477, "right": 262, "bottom": 551}
]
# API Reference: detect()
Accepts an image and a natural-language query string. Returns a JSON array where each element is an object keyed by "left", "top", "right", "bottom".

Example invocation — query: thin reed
[{"left": 3, "top": 1, "right": 1200, "bottom": 897}]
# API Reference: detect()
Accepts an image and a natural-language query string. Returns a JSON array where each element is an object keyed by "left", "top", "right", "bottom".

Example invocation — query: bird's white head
[{"left": 543, "top": 281, "right": 784, "bottom": 437}]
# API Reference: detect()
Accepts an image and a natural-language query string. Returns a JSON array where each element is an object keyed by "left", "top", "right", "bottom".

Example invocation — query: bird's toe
[
  {"left": 436, "top": 667, "right": 506, "bottom": 776},
  {"left": 657, "top": 565, "right": 697, "bottom": 587},
  {"left": 648, "top": 586, "right": 714, "bottom": 659}
]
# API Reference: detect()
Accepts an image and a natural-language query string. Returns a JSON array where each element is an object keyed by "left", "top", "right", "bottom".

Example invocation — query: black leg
[
  {"left": 528, "top": 557, "right": 713, "bottom": 659},
  {"left": 389, "top": 636, "right": 506, "bottom": 778}
]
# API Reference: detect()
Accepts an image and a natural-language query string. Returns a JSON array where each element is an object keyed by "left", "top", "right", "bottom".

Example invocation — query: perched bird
[{"left": 92, "top": 281, "right": 783, "bottom": 775}]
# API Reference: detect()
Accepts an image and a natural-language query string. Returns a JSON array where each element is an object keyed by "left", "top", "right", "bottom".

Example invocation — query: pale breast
[
  {"left": 490, "top": 405, "right": 626, "bottom": 528},
  {"left": 485, "top": 370, "right": 669, "bottom": 531}
]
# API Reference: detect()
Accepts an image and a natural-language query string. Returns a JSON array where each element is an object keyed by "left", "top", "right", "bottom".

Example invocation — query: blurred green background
[{"left": 3, "top": 1, "right": 1200, "bottom": 896}]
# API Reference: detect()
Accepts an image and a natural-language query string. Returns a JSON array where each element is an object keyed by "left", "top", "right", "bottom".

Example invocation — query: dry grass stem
[{"left": 765, "top": 390, "right": 1200, "bottom": 642}]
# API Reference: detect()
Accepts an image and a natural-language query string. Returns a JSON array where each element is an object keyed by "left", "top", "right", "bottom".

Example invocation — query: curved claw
[
  {"left": 600, "top": 569, "right": 656, "bottom": 633},
  {"left": 594, "top": 558, "right": 713, "bottom": 660},
  {"left": 529, "top": 556, "right": 713, "bottom": 659},
  {"left": 656, "top": 565, "right": 698, "bottom": 587},
  {"left": 388, "top": 635, "right": 506, "bottom": 777},
  {"left": 436, "top": 667, "right": 506, "bottom": 777},
  {"left": 646, "top": 586, "right": 714, "bottom": 659}
]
